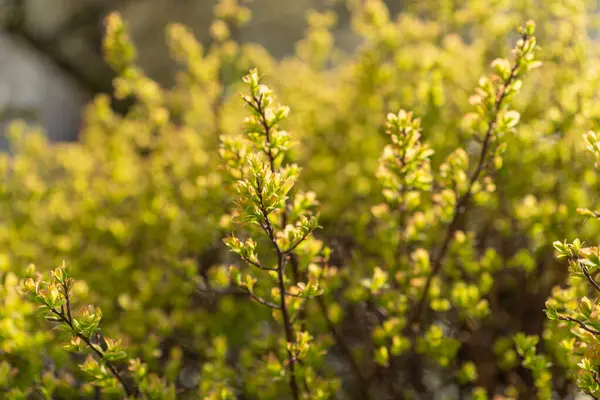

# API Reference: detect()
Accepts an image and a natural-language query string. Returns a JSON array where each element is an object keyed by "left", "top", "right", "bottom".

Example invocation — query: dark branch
[
  {"left": 408, "top": 35, "right": 527, "bottom": 328},
  {"left": 580, "top": 263, "right": 600, "bottom": 294},
  {"left": 47, "top": 308, "right": 135, "bottom": 396},
  {"left": 196, "top": 284, "right": 282, "bottom": 310},
  {"left": 557, "top": 315, "right": 600, "bottom": 335}
]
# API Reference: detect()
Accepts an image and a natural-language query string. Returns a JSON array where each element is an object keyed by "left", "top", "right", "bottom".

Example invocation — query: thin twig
[
  {"left": 283, "top": 228, "right": 317, "bottom": 254},
  {"left": 48, "top": 308, "right": 134, "bottom": 397},
  {"left": 246, "top": 290, "right": 283, "bottom": 310},
  {"left": 408, "top": 36, "right": 527, "bottom": 328},
  {"left": 241, "top": 255, "right": 277, "bottom": 271},
  {"left": 47, "top": 283, "right": 137, "bottom": 396},
  {"left": 254, "top": 157, "right": 300, "bottom": 400},
  {"left": 244, "top": 95, "right": 277, "bottom": 171},
  {"left": 196, "top": 283, "right": 282, "bottom": 310},
  {"left": 61, "top": 280, "right": 73, "bottom": 323},
  {"left": 557, "top": 315, "right": 600, "bottom": 335},
  {"left": 250, "top": 90, "right": 370, "bottom": 396},
  {"left": 580, "top": 263, "right": 600, "bottom": 294}
]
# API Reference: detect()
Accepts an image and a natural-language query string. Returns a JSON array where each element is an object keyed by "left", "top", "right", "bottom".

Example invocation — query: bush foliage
[{"left": 3, "top": 0, "right": 600, "bottom": 398}]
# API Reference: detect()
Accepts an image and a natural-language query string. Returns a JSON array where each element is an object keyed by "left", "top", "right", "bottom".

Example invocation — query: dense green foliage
[{"left": 3, "top": 0, "right": 600, "bottom": 398}]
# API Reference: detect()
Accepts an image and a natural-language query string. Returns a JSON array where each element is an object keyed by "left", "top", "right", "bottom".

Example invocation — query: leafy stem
[
  {"left": 580, "top": 263, "right": 600, "bottom": 293},
  {"left": 249, "top": 92, "right": 300, "bottom": 400},
  {"left": 557, "top": 315, "right": 600, "bottom": 335},
  {"left": 49, "top": 308, "right": 135, "bottom": 397},
  {"left": 409, "top": 29, "right": 533, "bottom": 328},
  {"left": 42, "top": 283, "right": 136, "bottom": 398}
]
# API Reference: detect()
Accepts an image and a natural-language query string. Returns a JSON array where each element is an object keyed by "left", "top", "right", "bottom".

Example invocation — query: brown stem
[
  {"left": 276, "top": 252, "right": 300, "bottom": 400},
  {"left": 61, "top": 280, "right": 73, "bottom": 323},
  {"left": 580, "top": 263, "right": 600, "bottom": 294},
  {"left": 49, "top": 281, "right": 136, "bottom": 396},
  {"left": 557, "top": 315, "right": 600, "bottom": 335},
  {"left": 252, "top": 93, "right": 368, "bottom": 392},
  {"left": 244, "top": 95, "right": 277, "bottom": 172},
  {"left": 49, "top": 308, "right": 135, "bottom": 397},
  {"left": 408, "top": 39, "right": 525, "bottom": 328},
  {"left": 255, "top": 176, "right": 300, "bottom": 400},
  {"left": 241, "top": 255, "right": 277, "bottom": 271}
]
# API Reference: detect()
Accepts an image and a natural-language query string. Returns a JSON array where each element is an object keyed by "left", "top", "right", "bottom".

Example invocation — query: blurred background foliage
[{"left": 2, "top": 0, "right": 600, "bottom": 398}]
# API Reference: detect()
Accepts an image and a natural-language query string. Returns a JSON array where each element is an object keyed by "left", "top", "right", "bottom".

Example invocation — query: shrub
[
  {"left": 2, "top": 0, "right": 600, "bottom": 398},
  {"left": 548, "top": 131, "right": 600, "bottom": 399}
]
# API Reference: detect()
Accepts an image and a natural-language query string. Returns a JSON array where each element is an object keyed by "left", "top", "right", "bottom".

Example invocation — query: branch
[
  {"left": 241, "top": 255, "right": 277, "bottom": 271},
  {"left": 283, "top": 228, "right": 316, "bottom": 254},
  {"left": 408, "top": 36, "right": 527, "bottom": 328},
  {"left": 245, "top": 290, "right": 282, "bottom": 310},
  {"left": 196, "top": 283, "right": 282, "bottom": 310},
  {"left": 61, "top": 280, "right": 73, "bottom": 323},
  {"left": 580, "top": 263, "right": 600, "bottom": 294},
  {"left": 255, "top": 176, "right": 280, "bottom": 252},
  {"left": 557, "top": 315, "right": 600, "bottom": 335},
  {"left": 48, "top": 308, "right": 135, "bottom": 397},
  {"left": 251, "top": 97, "right": 300, "bottom": 400},
  {"left": 244, "top": 94, "right": 277, "bottom": 171}
]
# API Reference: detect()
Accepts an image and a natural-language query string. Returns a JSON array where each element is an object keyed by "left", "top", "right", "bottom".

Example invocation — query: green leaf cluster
[{"left": 2, "top": 0, "right": 600, "bottom": 399}]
